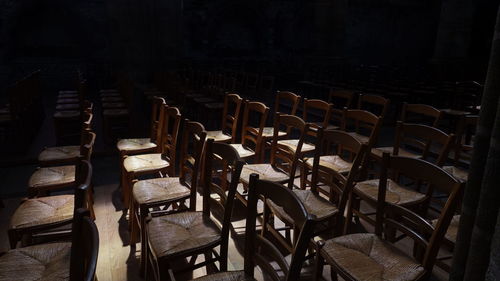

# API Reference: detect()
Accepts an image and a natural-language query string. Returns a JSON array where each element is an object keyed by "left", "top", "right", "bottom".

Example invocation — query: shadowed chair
[
  {"left": 400, "top": 103, "right": 442, "bottom": 127},
  {"left": 182, "top": 173, "right": 318, "bottom": 281},
  {"left": 8, "top": 161, "right": 93, "bottom": 249},
  {"left": 229, "top": 100, "right": 269, "bottom": 163},
  {"left": 0, "top": 208, "right": 99, "bottom": 281},
  {"left": 314, "top": 153, "right": 464, "bottom": 281},
  {"left": 144, "top": 140, "right": 244, "bottom": 281},
  {"left": 130, "top": 121, "right": 206, "bottom": 274},
  {"left": 357, "top": 94, "right": 390, "bottom": 119},
  {"left": 261, "top": 91, "right": 301, "bottom": 161},
  {"left": 38, "top": 112, "right": 93, "bottom": 166},
  {"left": 28, "top": 132, "right": 96, "bottom": 197},
  {"left": 121, "top": 106, "right": 181, "bottom": 209},
  {"left": 328, "top": 89, "right": 355, "bottom": 129},
  {"left": 205, "top": 93, "right": 243, "bottom": 143}
]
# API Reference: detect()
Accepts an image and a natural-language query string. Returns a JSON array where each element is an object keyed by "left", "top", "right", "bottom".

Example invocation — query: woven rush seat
[
  {"left": 240, "top": 164, "right": 289, "bottom": 184},
  {"left": 229, "top": 144, "right": 255, "bottom": 159},
  {"left": 123, "top": 153, "right": 169, "bottom": 173},
  {"left": 354, "top": 179, "right": 426, "bottom": 205},
  {"left": 147, "top": 212, "right": 221, "bottom": 258},
  {"left": 305, "top": 155, "right": 352, "bottom": 174},
  {"left": 371, "top": 147, "right": 421, "bottom": 159},
  {"left": 346, "top": 132, "right": 370, "bottom": 144},
  {"left": 38, "top": 146, "right": 80, "bottom": 163},
  {"left": 117, "top": 138, "right": 157, "bottom": 152},
  {"left": 261, "top": 127, "right": 286, "bottom": 138},
  {"left": 443, "top": 166, "right": 468, "bottom": 182},
  {"left": 103, "top": 108, "right": 129, "bottom": 116},
  {"left": 277, "top": 139, "right": 315, "bottom": 153},
  {"left": 0, "top": 242, "right": 71, "bottom": 281},
  {"left": 191, "top": 271, "right": 254, "bottom": 281},
  {"left": 56, "top": 104, "right": 80, "bottom": 111},
  {"left": 53, "top": 111, "right": 80, "bottom": 118},
  {"left": 206, "top": 130, "right": 232, "bottom": 142},
  {"left": 269, "top": 189, "right": 338, "bottom": 222},
  {"left": 432, "top": 215, "right": 460, "bottom": 242},
  {"left": 321, "top": 233, "right": 425, "bottom": 281},
  {"left": 29, "top": 166, "right": 76, "bottom": 188},
  {"left": 10, "top": 195, "right": 74, "bottom": 229},
  {"left": 133, "top": 177, "right": 190, "bottom": 205}
]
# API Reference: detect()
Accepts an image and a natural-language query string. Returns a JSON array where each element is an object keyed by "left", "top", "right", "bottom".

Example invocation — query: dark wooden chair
[
  {"left": 0, "top": 207, "right": 99, "bottom": 281},
  {"left": 357, "top": 94, "right": 390, "bottom": 119},
  {"left": 315, "top": 153, "right": 464, "bottom": 281},
  {"left": 205, "top": 93, "right": 243, "bottom": 143},
  {"left": 229, "top": 100, "right": 269, "bottom": 163},
  {"left": 54, "top": 100, "right": 93, "bottom": 146},
  {"left": 28, "top": 132, "right": 96, "bottom": 197},
  {"left": 371, "top": 121, "right": 455, "bottom": 165},
  {"left": 341, "top": 109, "right": 383, "bottom": 149},
  {"left": 401, "top": 103, "right": 442, "bottom": 127},
  {"left": 182, "top": 173, "right": 318, "bottom": 281},
  {"left": 121, "top": 105, "right": 181, "bottom": 209},
  {"left": 38, "top": 112, "right": 93, "bottom": 166},
  {"left": 9, "top": 160, "right": 93, "bottom": 249},
  {"left": 130, "top": 120, "right": 206, "bottom": 274},
  {"left": 144, "top": 140, "right": 244, "bottom": 281},
  {"left": 328, "top": 89, "right": 355, "bottom": 128}
]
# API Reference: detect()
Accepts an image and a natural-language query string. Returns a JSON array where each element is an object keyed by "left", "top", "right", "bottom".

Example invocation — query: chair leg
[
  {"left": 220, "top": 243, "right": 228, "bottom": 271},
  {"left": 129, "top": 199, "right": 140, "bottom": 244},
  {"left": 140, "top": 206, "right": 149, "bottom": 276},
  {"left": 313, "top": 245, "right": 325, "bottom": 281},
  {"left": 300, "top": 163, "right": 308, "bottom": 190},
  {"left": 7, "top": 229, "right": 18, "bottom": 249}
]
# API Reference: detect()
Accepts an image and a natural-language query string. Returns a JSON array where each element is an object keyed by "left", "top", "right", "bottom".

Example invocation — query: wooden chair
[
  {"left": 8, "top": 160, "right": 93, "bottom": 249},
  {"left": 54, "top": 100, "right": 93, "bottom": 146},
  {"left": 328, "top": 89, "right": 355, "bottom": 128},
  {"left": 144, "top": 140, "right": 244, "bottom": 281},
  {"left": 28, "top": 132, "right": 96, "bottom": 197},
  {"left": 130, "top": 120, "right": 206, "bottom": 273},
  {"left": 38, "top": 112, "right": 93, "bottom": 166},
  {"left": 229, "top": 100, "right": 269, "bottom": 163},
  {"left": 341, "top": 109, "right": 383, "bottom": 149},
  {"left": 184, "top": 173, "right": 318, "bottom": 281},
  {"left": 371, "top": 121, "right": 455, "bottom": 165},
  {"left": 271, "top": 129, "right": 368, "bottom": 251},
  {"left": 302, "top": 98, "right": 334, "bottom": 135},
  {"left": 401, "top": 103, "right": 442, "bottom": 127},
  {"left": 0, "top": 207, "right": 99, "bottom": 281},
  {"left": 261, "top": 91, "right": 301, "bottom": 160},
  {"left": 205, "top": 93, "right": 243, "bottom": 143},
  {"left": 239, "top": 114, "right": 310, "bottom": 192},
  {"left": 357, "top": 94, "right": 390, "bottom": 119},
  {"left": 315, "top": 153, "right": 464, "bottom": 281},
  {"left": 121, "top": 105, "right": 181, "bottom": 209}
]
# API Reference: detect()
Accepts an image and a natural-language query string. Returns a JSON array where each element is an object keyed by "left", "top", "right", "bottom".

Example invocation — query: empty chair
[
  {"left": 8, "top": 161, "right": 93, "bottom": 249},
  {"left": 144, "top": 140, "right": 244, "bottom": 280},
  {"left": 28, "top": 132, "right": 96, "bottom": 197},
  {"left": 328, "top": 89, "right": 355, "bottom": 128},
  {"left": 0, "top": 208, "right": 99, "bottom": 281},
  {"left": 205, "top": 93, "right": 243, "bottom": 143},
  {"left": 357, "top": 94, "right": 390, "bottom": 119},
  {"left": 121, "top": 106, "right": 181, "bottom": 209},
  {"left": 315, "top": 153, "right": 464, "bottom": 281},
  {"left": 229, "top": 100, "right": 269, "bottom": 162},
  {"left": 341, "top": 109, "right": 383, "bottom": 148},
  {"left": 401, "top": 103, "right": 442, "bottom": 127}
]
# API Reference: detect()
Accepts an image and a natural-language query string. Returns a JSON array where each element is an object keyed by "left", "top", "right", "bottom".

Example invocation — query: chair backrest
[
  {"left": 454, "top": 115, "right": 478, "bottom": 165},
  {"left": 273, "top": 91, "right": 301, "bottom": 119},
  {"left": 302, "top": 98, "right": 333, "bottom": 136},
  {"left": 75, "top": 160, "right": 93, "bottom": 210},
  {"left": 158, "top": 105, "right": 181, "bottom": 175},
  {"left": 178, "top": 120, "right": 206, "bottom": 210},
  {"left": 70, "top": 208, "right": 99, "bottom": 281},
  {"left": 79, "top": 112, "right": 93, "bottom": 145},
  {"left": 328, "top": 89, "right": 355, "bottom": 126},
  {"left": 245, "top": 174, "right": 316, "bottom": 281},
  {"left": 357, "top": 94, "right": 390, "bottom": 118},
  {"left": 376, "top": 153, "right": 464, "bottom": 274},
  {"left": 341, "top": 109, "right": 382, "bottom": 148},
  {"left": 221, "top": 93, "right": 243, "bottom": 142},
  {"left": 202, "top": 139, "right": 244, "bottom": 247},
  {"left": 150, "top": 96, "right": 166, "bottom": 143},
  {"left": 80, "top": 131, "right": 96, "bottom": 162},
  {"left": 311, "top": 129, "right": 367, "bottom": 233},
  {"left": 401, "top": 103, "right": 442, "bottom": 127},
  {"left": 241, "top": 101, "right": 269, "bottom": 162},
  {"left": 394, "top": 121, "right": 455, "bottom": 166},
  {"left": 271, "top": 114, "right": 309, "bottom": 189}
]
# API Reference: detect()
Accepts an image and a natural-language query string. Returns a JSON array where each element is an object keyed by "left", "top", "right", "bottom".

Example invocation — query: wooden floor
[{"left": 0, "top": 156, "right": 451, "bottom": 281}]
